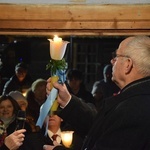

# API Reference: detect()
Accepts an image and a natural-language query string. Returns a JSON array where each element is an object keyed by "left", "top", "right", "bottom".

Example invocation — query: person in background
[
  {"left": 9, "top": 91, "right": 28, "bottom": 111},
  {"left": 0, "top": 95, "right": 32, "bottom": 148},
  {"left": 2, "top": 62, "right": 33, "bottom": 95},
  {"left": 9, "top": 91, "right": 38, "bottom": 132},
  {"left": 91, "top": 64, "right": 120, "bottom": 111},
  {"left": 21, "top": 111, "right": 63, "bottom": 150},
  {"left": 65, "top": 69, "right": 95, "bottom": 105},
  {"left": 22, "top": 106, "right": 84, "bottom": 150},
  {"left": 26, "top": 78, "right": 47, "bottom": 123},
  {"left": 45, "top": 35, "right": 150, "bottom": 150}
]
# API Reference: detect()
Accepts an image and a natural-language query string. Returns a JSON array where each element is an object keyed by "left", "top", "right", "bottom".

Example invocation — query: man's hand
[
  {"left": 43, "top": 145, "right": 55, "bottom": 150},
  {"left": 4, "top": 129, "right": 26, "bottom": 150},
  {"left": 43, "top": 141, "right": 61, "bottom": 150},
  {"left": 46, "top": 78, "right": 72, "bottom": 108}
]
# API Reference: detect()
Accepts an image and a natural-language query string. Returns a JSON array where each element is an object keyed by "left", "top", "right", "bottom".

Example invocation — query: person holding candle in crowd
[
  {"left": 21, "top": 110, "right": 84, "bottom": 150},
  {"left": 2, "top": 111, "right": 84, "bottom": 150},
  {"left": 3, "top": 36, "right": 150, "bottom": 149},
  {"left": 44, "top": 35, "right": 150, "bottom": 150},
  {"left": 0, "top": 95, "right": 32, "bottom": 149}
]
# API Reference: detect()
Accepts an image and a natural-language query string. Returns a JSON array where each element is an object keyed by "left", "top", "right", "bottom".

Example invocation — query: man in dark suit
[
  {"left": 22, "top": 112, "right": 83, "bottom": 150},
  {"left": 45, "top": 36, "right": 150, "bottom": 150}
]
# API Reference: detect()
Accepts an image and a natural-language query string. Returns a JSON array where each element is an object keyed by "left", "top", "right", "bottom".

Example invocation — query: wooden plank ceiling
[{"left": 0, "top": 4, "right": 149, "bottom": 37}]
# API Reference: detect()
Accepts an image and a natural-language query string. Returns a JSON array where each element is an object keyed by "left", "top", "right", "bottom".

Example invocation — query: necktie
[{"left": 52, "top": 134, "right": 58, "bottom": 141}]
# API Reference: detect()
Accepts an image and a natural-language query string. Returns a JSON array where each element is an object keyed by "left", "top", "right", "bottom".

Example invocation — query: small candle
[{"left": 61, "top": 131, "right": 74, "bottom": 148}]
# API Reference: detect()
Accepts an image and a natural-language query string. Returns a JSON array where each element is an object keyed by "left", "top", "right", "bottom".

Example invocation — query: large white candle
[{"left": 48, "top": 35, "right": 69, "bottom": 60}]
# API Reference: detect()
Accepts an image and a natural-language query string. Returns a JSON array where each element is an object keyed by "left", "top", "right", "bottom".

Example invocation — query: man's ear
[{"left": 125, "top": 58, "right": 133, "bottom": 74}]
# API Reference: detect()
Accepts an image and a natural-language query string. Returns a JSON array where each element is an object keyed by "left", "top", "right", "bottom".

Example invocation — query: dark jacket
[
  {"left": 2, "top": 75, "right": 33, "bottom": 95},
  {"left": 20, "top": 122, "right": 84, "bottom": 150},
  {"left": 57, "top": 77, "right": 150, "bottom": 150},
  {"left": 65, "top": 82, "right": 95, "bottom": 105},
  {"left": 0, "top": 119, "right": 32, "bottom": 150},
  {"left": 21, "top": 131, "right": 54, "bottom": 150}
]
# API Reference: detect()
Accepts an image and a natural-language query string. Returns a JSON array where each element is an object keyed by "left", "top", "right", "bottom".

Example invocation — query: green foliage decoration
[{"left": 46, "top": 58, "right": 68, "bottom": 75}]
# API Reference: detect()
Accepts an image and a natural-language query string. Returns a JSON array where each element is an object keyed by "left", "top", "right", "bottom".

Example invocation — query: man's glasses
[{"left": 112, "top": 52, "right": 130, "bottom": 60}]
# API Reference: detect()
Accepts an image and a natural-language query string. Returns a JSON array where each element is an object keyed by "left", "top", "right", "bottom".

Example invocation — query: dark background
[{"left": 0, "top": 35, "right": 126, "bottom": 93}]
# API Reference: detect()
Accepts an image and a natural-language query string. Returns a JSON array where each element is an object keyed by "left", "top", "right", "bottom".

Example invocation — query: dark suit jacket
[
  {"left": 57, "top": 77, "right": 150, "bottom": 150},
  {"left": 21, "top": 131, "right": 53, "bottom": 150},
  {"left": 20, "top": 123, "right": 84, "bottom": 150}
]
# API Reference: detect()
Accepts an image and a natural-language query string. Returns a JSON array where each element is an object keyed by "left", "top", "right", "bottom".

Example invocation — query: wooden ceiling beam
[{"left": 0, "top": 4, "right": 149, "bottom": 36}]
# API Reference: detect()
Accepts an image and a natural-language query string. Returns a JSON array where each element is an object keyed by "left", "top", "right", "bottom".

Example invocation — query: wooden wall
[{"left": 0, "top": 4, "right": 150, "bottom": 36}]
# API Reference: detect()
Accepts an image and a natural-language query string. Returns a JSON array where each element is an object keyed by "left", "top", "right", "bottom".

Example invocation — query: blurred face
[
  {"left": 0, "top": 99, "right": 14, "bottom": 119},
  {"left": 34, "top": 85, "right": 46, "bottom": 104},
  {"left": 48, "top": 114, "right": 62, "bottom": 129},
  {"left": 67, "top": 78, "right": 82, "bottom": 91},
  {"left": 92, "top": 91, "right": 103, "bottom": 102},
  {"left": 16, "top": 100, "right": 27, "bottom": 111},
  {"left": 15, "top": 68, "right": 27, "bottom": 82}
]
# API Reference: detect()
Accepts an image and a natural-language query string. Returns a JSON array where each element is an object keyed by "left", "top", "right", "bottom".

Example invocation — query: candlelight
[
  {"left": 22, "top": 89, "right": 28, "bottom": 97},
  {"left": 61, "top": 131, "right": 74, "bottom": 148},
  {"left": 53, "top": 35, "right": 62, "bottom": 42},
  {"left": 48, "top": 35, "right": 69, "bottom": 60}
]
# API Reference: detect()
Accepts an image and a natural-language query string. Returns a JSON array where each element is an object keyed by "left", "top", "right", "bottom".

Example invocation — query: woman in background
[{"left": 0, "top": 95, "right": 31, "bottom": 148}]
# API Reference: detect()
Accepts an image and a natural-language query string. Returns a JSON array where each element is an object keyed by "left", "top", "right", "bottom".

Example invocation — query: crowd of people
[{"left": 0, "top": 35, "right": 150, "bottom": 150}]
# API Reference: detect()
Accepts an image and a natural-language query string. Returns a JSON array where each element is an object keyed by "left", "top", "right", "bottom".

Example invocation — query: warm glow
[
  {"left": 22, "top": 92, "right": 26, "bottom": 97},
  {"left": 53, "top": 35, "right": 62, "bottom": 42},
  {"left": 22, "top": 89, "right": 28, "bottom": 97},
  {"left": 48, "top": 35, "right": 69, "bottom": 60},
  {"left": 61, "top": 131, "right": 74, "bottom": 148}
]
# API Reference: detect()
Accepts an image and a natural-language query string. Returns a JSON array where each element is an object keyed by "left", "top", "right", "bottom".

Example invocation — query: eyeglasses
[{"left": 112, "top": 52, "right": 130, "bottom": 60}]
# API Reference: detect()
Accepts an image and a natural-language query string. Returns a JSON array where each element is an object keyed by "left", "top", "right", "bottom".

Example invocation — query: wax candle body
[
  {"left": 48, "top": 35, "right": 69, "bottom": 60},
  {"left": 61, "top": 131, "right": 74, "bottom": 148}
]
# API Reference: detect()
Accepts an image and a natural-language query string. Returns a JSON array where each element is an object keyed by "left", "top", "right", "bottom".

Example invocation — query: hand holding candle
[
  {"left": 36, "top": 35, "right": 69, "bottom": 129},
  {"left": 47, "top": 35, "right": 69, "bottom": 115}
]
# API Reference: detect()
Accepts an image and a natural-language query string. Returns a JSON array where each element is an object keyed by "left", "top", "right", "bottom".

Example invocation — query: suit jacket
[
  {"left": 20, "top": 123, "right": 84, "bottom": 150},
  {"left": 21, "top": 131, "right": 53, "bottom": 150},
  {"left": 58, "top": 77, "right": 150, "bottom": 150}
]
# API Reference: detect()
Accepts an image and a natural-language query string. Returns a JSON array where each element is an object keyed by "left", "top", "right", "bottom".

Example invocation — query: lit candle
[
  {"left": 48, "top": 35, "right": 69, "bottom": 60},
  {"left": 53, "top": 35, "right": 62, "bottom": 42},
  {"left": 61, "top": 131, "right": 74, "bottom": 148}
]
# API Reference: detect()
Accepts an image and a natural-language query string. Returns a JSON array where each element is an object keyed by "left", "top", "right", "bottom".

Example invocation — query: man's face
[
  {"left": 15, "top": 68, "right": 27, "bottom": 82},
  {"left": 67, "top": 78, "right": 82, "bottom": 91},
  {"left": 48, "top": 114, "right": 62, "bottom": 129},
  {"left": 111, "top": 41, "right": 128, "bottom": 89},
  {"left": 111, "top": 37, "right": 134, "bottom": 89},
  {"left": 34, "top": 85, "right": 46, "bottom": 104}
]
